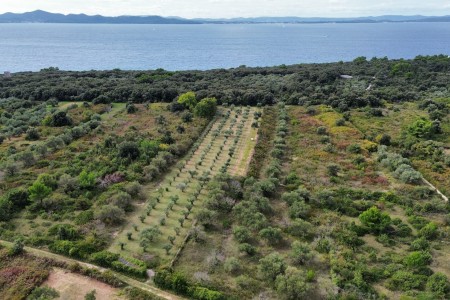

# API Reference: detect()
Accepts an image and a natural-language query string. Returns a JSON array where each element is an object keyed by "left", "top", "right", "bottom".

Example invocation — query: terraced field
[{"left": 110, "top": 106, "right": 260, "bottom": 262}]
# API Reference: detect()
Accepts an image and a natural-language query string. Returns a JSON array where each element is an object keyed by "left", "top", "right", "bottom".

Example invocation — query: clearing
[{"left": 43, "top": 268, "right": 123, "bottom": 300}]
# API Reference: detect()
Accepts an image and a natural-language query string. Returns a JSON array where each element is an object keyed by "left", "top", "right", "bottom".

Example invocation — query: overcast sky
[{"left": 1, "top": 0, "right": 450, "bottom": 18}]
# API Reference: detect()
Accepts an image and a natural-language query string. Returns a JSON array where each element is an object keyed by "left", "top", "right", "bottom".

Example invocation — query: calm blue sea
[{"left": 0, "top": 23, "right": 449, "bottom": 72}]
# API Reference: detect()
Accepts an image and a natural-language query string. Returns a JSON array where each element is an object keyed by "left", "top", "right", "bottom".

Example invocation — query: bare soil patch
[{"left": 43, "top": 268, "right": 124, "bottom": 300}]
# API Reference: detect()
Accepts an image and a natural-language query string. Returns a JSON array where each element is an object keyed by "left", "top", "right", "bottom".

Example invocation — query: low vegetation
[{"left": 0, "top": 56, "right": 449, "bottom": 299}]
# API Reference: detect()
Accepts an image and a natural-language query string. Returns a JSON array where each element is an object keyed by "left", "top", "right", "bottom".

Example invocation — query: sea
[{"left": 0, "top": 22, "right": 449, "bottom": 72}]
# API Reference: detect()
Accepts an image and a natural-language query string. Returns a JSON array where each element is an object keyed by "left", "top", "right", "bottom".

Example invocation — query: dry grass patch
[{"left": 43, "top": 268, "right": 123, "bottom": 300}]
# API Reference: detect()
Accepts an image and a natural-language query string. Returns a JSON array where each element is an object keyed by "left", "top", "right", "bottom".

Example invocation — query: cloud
[{"left": 0, "top": 0, "right": 449, "bottom": 18}]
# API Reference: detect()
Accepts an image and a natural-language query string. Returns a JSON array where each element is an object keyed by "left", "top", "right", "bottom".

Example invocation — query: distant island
[{"left": 0, "top": 10, "right": 450, "bottom": 24}]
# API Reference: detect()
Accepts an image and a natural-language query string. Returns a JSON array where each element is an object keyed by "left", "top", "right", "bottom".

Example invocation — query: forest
[
  {"left": 0, "top": 56, "right": 449, "bottom": 300},
  {"left": 0, "top": 55, "right": 449, "bottom": 108}
]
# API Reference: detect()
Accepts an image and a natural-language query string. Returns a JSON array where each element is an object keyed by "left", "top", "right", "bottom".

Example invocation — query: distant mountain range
[
  {"left": 195, "top": 15, "right": 450, "bottom": 23},
  {"left": 0, "top": 10, "right": 449, "bottom": 24},
  {"left": 0, "top": 10, "right": 200, "bottom": 24}
]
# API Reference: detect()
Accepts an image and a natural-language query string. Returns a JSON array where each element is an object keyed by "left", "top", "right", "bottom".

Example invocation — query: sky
[{"left": 0, "top": 0, "right": 449, "bottom": 18}]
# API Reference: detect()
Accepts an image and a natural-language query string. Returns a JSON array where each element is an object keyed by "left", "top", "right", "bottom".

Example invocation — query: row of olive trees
[{"left": 136, "top": 107, "right": 230, "bottom": 255}]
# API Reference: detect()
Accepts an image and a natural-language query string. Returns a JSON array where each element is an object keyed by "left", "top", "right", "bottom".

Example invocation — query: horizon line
[{"left": 1, "top": 9, "right": 450, "bottom": 20}]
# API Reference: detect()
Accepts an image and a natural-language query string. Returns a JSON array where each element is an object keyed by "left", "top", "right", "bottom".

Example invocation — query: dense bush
[
  {"left": 111, "top": 258, "right": 147, "bottom": 278},
  {"left": 123, "top": 287, "right": 165, "bottom": 300},
  {"left": 27, "top": 286, "right": 59, "bottom": 300},
  {"left": 89, "top": 250, "right": 120, "bottom": 267},
  {"left": 45, "top": 111, "right": 72, "bottom": 127},
  {"left": 194, "top": 97, "right": 218, "bottom": 119},
  {"left": 275, "top": 267, "right": 311, "bottom": 299},
  {"left": 385, "top": 270, "right": 427, "bottom": 291},
  {"left": 25, "top": 127, "right": 40, "bottom": 141},
  {"left": 154, "top": 269, "right": 225, "bottom": 299},
  {"left": 426, "top": 273, "right": 450, "bottom": 296},
  {"left": 258, "top": 252, "right": 286, "bottom": 281},
  {"left": 359, "top": 207, "right": 391, "bottom": 233},
  {"left": 403, "top": 251, "right": 432, "bottom": 268}
]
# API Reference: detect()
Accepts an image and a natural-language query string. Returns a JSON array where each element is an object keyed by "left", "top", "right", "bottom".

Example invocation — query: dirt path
[
  {"left": 0, "top": 240, "right": 185, "bottom": 300},
  {"left": 422, "top": 177, "right": 448, "bottom": 202}
]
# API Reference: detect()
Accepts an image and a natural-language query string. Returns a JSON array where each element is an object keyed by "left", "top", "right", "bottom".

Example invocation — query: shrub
[
  {"left": 224, "top": 257, "right": 241, "bottom": 274},
  {"left": 163, "top": 244, "right": 172, "bottom": 255},
  {"left": 177, "top": 91, "right": 197, "bottom": 110},
  {"left": 123, "top": 287, "right": 166, "bottom": 300},
  {"left": 258, "top": 252, "right": 286, "bottom": 281},
  {"left": 49, "top": 240, "right": 76, "bottom": 256},
  {"left": 196, "top": 209, "right": 216, "bottom": 227},
  {"left": 118, "top": 141, "right": 140, "bottom": 160},
  {"left": 48, "top": 224, "right": 79, "bottom": 240},
  {"left": 419, "top": 222, "right": 439, "bottom": 240},
  {"left": 323, "top": 143, "right": 335, "bottom": 153},
  {"left": 395, "top": 222, "right": 412, "bottom": 237},
  {"left": 181, "top": 111, "right": 193, "bottom": 123},
  {"left": 189, "top": 287, "right": 225, "bottom": 300},
  {"left": 75, "top": 210, "right": 94, "bottom": 225},
  {"left": 347, "top": 143, "right": 361, "bottom": 153},
  {"left": 124, "top": 181, "right": 143, "bottom": 198},
  {"left": 195, "top": 97, "right": 218, "bottom": 119},
  {"left": 95, "top": 205, "right": 125, "bottom": 225},
  {"left": 233, "top": 226, "right": 251, "bottom": 243},
  {"left": 320, "top": 136, "right": 331, "bottom": 144},
  {"left": 288, "top": 200, "right": 311, "bottom": 219},
  {"left": 78, "top": 170, "right": 97, "bottom": 189},
  {"left": 59, "top": 174, "right": 79, "bottom": 192},
  {"left": 359, "top": 206, "right": 391, "bottom": 233},
  {"left": 84, "top": 290, "right": 96, "bottom": 300},
  {"left": 399, "top": 169, "right": 422, "bottom": 184},
  {"left": 25, "top": 127, "right": 40, "bottom": 141},
  {"left": 259, "top": 227, "right": 283, "bottom": 245},
  {"left": 306, "top": 269, "right": 316, "bottom": 282},
  {"left": 408, "top": 118, "right": 434, "bottom": 138},
  {"left": 90, "top": 251, "right": 120, "bottom": 267},
  {"left": 376, "top": 134, "right": 391, "bottom": 145},
  {"left": 275, "top": 267, "right": 311, "bottom": 299},
  {"left": 238, "top": 243, "right": 257, "bottom": 256},
  {"left": 288, "top": 219, "right": 315, "bottom": 239},
  {"left": 409, "top": 237, "right": 430, "bottom": 251},
  {"left": 404, "top": 251, "right": 432, "bottom": 268},
  {"left": 27, "top": 286, "right": 59, "bottom": 300},
  {"left": 140, "top": 226, "right": 162, "bottom": 251},
  {"left": 426, "top": 273, "right": 450, "bottom": 296},
  {"left": 10, "top": 238, "right": 25, "bottom": 255},
  {"left": 385, "top": 270, "right": 426, "bottom": 291},
  {"left": 0, "top": 197, "right": 14, "bottom": 221},
  {"left": 408, "top": 215, "right": 430, "bottom": 230},
  {"left": 47, "top": 111, "right": 72, "bottom": 127},
  {"left": 290, "top": 241, "right": 313, "bottom": 265},
  {"left": 327, "top": 164, "right": 340, "bottom": 177},
  {"left": 126, "top": 103, "right": 137, "bottom": 113},
  {"left": 28, "top": 181, "right": 52, "bottom": 206},
  {"left": 4, "top": 188, "right": 29, "bottom": 209},
  {"left": 18, "top": 151, "right": 36, "bottom": 168},
  {"left": 111, "top": 260, "right": 147, "bottom": 278},
  {"left": 5, "top": 161, "right": 20, "bottom": 177},
  {"left": 317, "top": 126, "right": 327, "bottom": 135},
  {"left": 110, "top": 191, "right": 132, "bottom": 210},
  {"left": 335, "top": 118, "right": 345, "bottom": 126}
]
